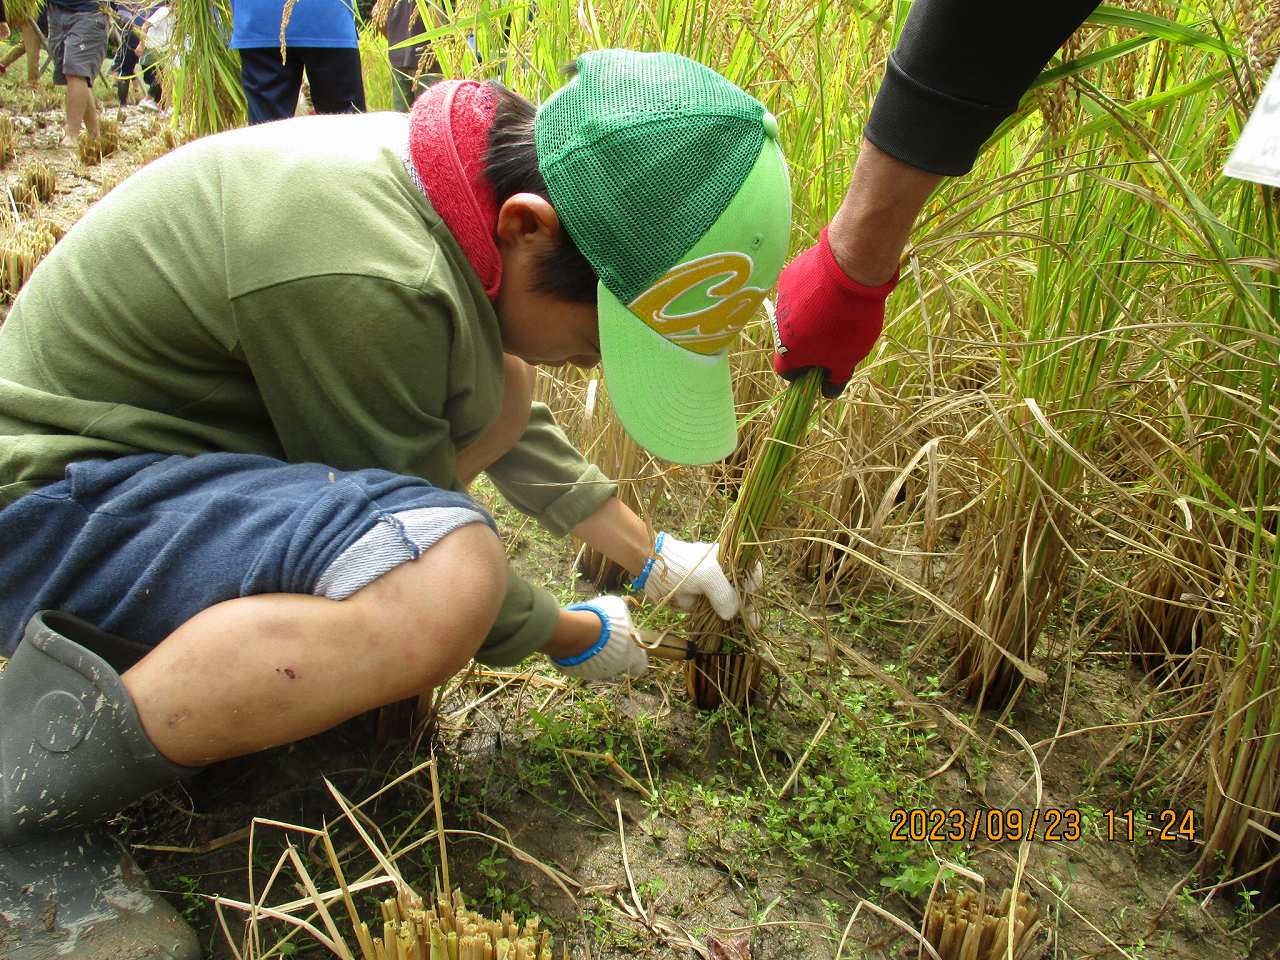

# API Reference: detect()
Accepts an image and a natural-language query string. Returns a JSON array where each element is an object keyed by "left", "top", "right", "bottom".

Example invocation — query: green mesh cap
[{"left": 535, "top": 50, "right": 792, "bottom": 465}]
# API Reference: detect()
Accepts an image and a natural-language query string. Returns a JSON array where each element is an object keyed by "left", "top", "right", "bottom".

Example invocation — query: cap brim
[{"left": 597, "top": 280, "right": 736, "bottom": 465}]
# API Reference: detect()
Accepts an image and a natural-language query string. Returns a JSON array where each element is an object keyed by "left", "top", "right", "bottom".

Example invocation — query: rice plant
[
  {"left": 8, "top": 160, "right": 55, "bottom": 212},
  {"left": 76, "top": 117, "right": 122, "bottom": 165},
  {"left": 169, "top": 0, "right": 246, "bottom": 136},
  {"left": 0, "top": 116, "right": 16, "bottom": 168},
  {"left": 359, "top": 19, "right": 397, "bottom": 112},
  {"left": 1, "top": 218, "right": 63, "bottom": 301},
  {"left": 2, "top": 0, "right": 41, "bottom": 26},
  {"left": 685, "top": 365, "right": 823, "bottom": 708},
  {"left": 311, "top": 0, "right": 1280, "bottom": 902}
]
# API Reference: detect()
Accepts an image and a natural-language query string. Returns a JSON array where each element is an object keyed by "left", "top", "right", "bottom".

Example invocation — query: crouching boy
[{"left": 0, "top": 50, "right": 790, "bottom": 958}]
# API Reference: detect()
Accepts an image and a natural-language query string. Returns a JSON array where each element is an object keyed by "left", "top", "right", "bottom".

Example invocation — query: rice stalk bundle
[
  {"left": 1, "top": 219, "right": 63, "bottom": 301},
  {"left": 9, "top": 161, "right": 56, "bottom": 211},
  {"left": 0, "top": 116, "right": 16, "bottom": 168},
  {"left": 923, "top": 888, "right": 1047, "bottom": 960},
  {"left": 77, "top": 118, "right": 122, "bottom": 166},
  {"left": 77, "top": 137, "right": 105, "bottom": 166},
  {"left": 684, "top": 366, "right": 823, "bottom": 709},
  {"left": 1123, "top": 533, "right": 1227, "bottom": 676},
  {"left": 790, "top": 395, "right": 884, "bottom": 602},
  {"left": 2, "top": 0, "right": 40, "bottom": 25},
  {"left": 711, "top": 328, "right": 784, "bottom": 500},
  {"left": 97, "top": 168, "right": 132, "bottom": 200},
  {"left": 170, "top": 0, "right": 246, "bottom": 137},
  {"left": 358, "top": 889, "right": 563, "bottom": 960},
  {"left": 136, "top": 125, "right": 181, "bottom": 168}
]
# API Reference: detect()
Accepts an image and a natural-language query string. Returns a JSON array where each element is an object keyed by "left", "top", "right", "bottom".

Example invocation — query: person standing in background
[
  {"left": 0, "top": 1, "right": 47, "bottom": 88},
  {"left": 46, "top": 0, "right": 106, "bottom": 143},
  {"left": 132, "top": 0, "right": 169, "bottom": 110},
  {"left": 382, "top": 0, "right": 440, "bottom": 112},
  {"left": 109, "top": 0, "right": 149, "bottom": 106},
  {"left": 230, "top": 0, "right": 364, "bottom": 123}
]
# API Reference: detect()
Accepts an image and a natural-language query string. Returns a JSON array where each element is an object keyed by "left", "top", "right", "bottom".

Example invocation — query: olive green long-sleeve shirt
[{"left": 0, "top": 112, "right": 616, "bottom": 664}]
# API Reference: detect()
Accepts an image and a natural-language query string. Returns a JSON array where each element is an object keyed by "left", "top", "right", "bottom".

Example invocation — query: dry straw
[{"left": 575, "top": 380, "right": 648, "bottom": 590}]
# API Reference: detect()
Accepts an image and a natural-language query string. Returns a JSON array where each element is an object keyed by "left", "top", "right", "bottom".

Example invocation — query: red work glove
[{"left": 771, "top": 227, "right": 899, "bottom": 398}]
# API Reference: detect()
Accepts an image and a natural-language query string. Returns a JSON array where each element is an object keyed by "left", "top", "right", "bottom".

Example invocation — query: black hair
[{"left": 484, "top": 81, "right": 598, "bottom": 304}]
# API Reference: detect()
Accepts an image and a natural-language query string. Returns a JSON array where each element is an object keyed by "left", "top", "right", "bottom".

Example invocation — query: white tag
[{"left": 1224, "top": 60, "right": 1280, "bottom": 188}]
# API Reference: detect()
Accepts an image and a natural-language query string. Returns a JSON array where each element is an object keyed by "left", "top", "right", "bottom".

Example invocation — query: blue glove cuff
[
  {"left": 628, "top": 531, "right": 667, "bottom": 592},
  {"left": 551, "top": 603, "right": 611, "bottom": 666}
]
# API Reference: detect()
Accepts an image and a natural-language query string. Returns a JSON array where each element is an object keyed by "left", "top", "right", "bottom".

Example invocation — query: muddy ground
[{"left": 3, "top": 66, "right": 1279, "bottom": 960}]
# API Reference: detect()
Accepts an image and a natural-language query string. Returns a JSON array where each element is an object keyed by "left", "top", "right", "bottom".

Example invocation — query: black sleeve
[{"left": 864, "top": 0, "right": 1101, "bottom": 176}]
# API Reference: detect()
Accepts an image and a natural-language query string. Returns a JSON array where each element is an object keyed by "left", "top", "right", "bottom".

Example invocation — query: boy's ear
[{"left": 495, "top": 193, "right": 563, "bottom": 246}]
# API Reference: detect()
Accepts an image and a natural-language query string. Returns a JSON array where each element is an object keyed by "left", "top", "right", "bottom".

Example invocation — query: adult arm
[{"left": 774, "top": 0, "right": 1102, "bottom": 395}]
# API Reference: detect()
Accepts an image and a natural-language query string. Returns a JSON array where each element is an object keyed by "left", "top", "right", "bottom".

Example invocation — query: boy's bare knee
[
  {"left": 449, "top": 523, "right": 507, "bottom": 626},
  {"left": 348, "top": 522, "right": 506, "bottom": 693}
]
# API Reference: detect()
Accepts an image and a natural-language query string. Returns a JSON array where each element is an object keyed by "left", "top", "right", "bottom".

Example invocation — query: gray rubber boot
[{"left": 1, "top": 611, "right": 204, "bottom": 960}]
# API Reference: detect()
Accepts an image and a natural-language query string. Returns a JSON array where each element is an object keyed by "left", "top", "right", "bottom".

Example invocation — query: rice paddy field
[{"left": 2, "top": 1, "right": 1279, "bottom": 958}]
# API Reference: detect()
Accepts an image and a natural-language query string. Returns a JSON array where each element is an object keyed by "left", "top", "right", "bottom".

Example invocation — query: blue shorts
[{"left": 0, "top": 453, "right": 495, "bottom": 657}]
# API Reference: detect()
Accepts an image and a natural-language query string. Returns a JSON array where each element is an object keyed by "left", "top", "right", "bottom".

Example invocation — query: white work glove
[
  {"left": 633, "top": 532, "right": 747, "bottom": 620},
  {"left": 551, "top": 595, "right": 648, "bottom": 681}
]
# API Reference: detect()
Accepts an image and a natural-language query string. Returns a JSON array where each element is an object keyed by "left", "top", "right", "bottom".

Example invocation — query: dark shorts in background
[
  {"left": 0, "top": 453, "right": 494, "bottom": 657},
  {"left": 47, "top": 5, "right": 106, "bottom": 84},
  {"left": 238, "top": 46, "right": 366, "bottom": 124}
]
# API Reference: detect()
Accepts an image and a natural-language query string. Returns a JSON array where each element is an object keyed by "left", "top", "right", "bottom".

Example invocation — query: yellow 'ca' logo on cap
[{"left": 629, "top": 252, "right": 765, "bottom": 356}]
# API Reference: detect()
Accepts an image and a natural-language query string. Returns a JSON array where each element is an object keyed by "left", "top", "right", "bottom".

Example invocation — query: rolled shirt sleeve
[
  {"left": 484, "top": 401, "right": 619, "bottom": 538},
  {"left": 472, "top": 403, "right": 621, "bottom": 665}
]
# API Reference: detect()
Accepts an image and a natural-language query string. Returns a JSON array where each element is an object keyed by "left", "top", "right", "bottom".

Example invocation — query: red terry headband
[{"left": 405, "top": 80, "right": 502, "bottom": 300}]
